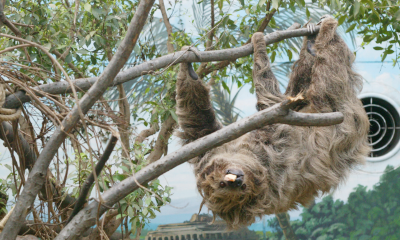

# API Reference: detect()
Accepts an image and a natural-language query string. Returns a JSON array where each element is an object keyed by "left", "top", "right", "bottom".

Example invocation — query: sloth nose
[
  {"left": 225, "top": 169, "right": 244, "bottom": 188},
  {"left": 227, "top": 177, "right": 243, "bottom": 188}
]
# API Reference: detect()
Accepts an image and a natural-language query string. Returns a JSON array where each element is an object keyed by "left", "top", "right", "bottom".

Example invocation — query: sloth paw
[
  {"left": 181, "top": 46, "right": 201, "bottom": 61},
  {"left": 181, "top": 46, "right": 200, "bottom": 80}
]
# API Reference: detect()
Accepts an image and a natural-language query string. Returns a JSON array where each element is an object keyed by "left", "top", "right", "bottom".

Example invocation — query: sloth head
[{"left": 196, "top": 153, "right": 270, "bottom": 229}]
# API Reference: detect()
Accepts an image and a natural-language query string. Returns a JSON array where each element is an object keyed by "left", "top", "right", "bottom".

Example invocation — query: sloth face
[{"left": 196, "top": 156, "right": 269, "bottom": 229}]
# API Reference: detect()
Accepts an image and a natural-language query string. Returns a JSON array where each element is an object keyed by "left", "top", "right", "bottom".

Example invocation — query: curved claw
[{"left": 307, "top": 23, "right": 317, "bottom": 34}]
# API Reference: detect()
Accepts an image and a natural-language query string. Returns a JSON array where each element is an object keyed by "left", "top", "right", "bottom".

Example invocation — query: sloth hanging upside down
[{"left": 174, "top": 15, "right": 370, "bottom": 229}]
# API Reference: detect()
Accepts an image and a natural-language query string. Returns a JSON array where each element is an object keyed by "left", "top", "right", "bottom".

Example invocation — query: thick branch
[
  {"left": 0, "top": 0, "right": 155, "bottom": 238},
  {"left": 4, "top": 26, "right": 320, "bottom": 109},
  {"left": 55, "top": 101, "right": 343, "bottom": 240},
  {"left": 0, "top": 15, "right": 21, "bottom": 36},
  {"left": 67, "top": 135, "right": 118, "bottom": 223}
]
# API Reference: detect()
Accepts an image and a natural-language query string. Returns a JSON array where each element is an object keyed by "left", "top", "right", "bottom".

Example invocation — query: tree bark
[
  {"left": 0, "top": 0, "right": 155, "bottom": 238},
  {"left": 54, "top": 99, "right": 343, "bottom": 240},
  {"left": 117, "top": 84, "right": 131, "bottom": 159}
]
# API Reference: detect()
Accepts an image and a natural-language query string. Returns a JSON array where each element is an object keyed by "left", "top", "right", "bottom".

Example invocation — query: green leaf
[
  {"left": 43, "top": 43, "right": 52, "bottom": 51},
  {"left": 218, "top": 0, "right": 223, "bottom": 11},
  {"left": 258, "top": 0, "right": 266, "bottom": 7},
  {"left": 92, "top": 8, "right": 102, "bottom": 19},
  {"left": 346, "top": 23, "right": 356, "bottom": 33},
  {"left": 142, "top": 207, "right": 148, "bottom": 216},
  {"left": 306, "top": 7, "right": 310, "bottom": 19},
  {"left": 294, "top": 0, "right": 305, "bottom": 7},
  {"left": 221, "top": 81, "right": 230, "bottom": 94},
  {"left": 77, "top": 49, "right": 89, "bottom": 54},
  {"left": 373, "top": 46, "right": 383, "bottom": 50},
  {"left": 145, "top": 197, "right": 152, "bottom": 205},
  {"left": 132, "top": 203, "right": 140, "bottom": 211},
  {"left": 363, "top": 34, "right": 375, "bottom": 42},
  {"left": 338, "top": 15, "right": 346, "bottom": 26},
  {"left": 113, "top": 173, "right": 126, "bottom": 181},
  {"left": 169, "top": 110, "right": 179, "bottom": 123},
  {"left": 65, "top": 53, "right": 72, "bottom": 63},
  {"left": 270, "top": 51, "right": 276, "bottom": 63},
  {"left": 4, "top": 164, "right": 12, "bottom": 171},
  {"left": 271, "top": 0, "right": 280, "bottom": 9},
  {"left": 395, "top": 9, "right": 400, "bottom": 21},
  {"left": 131, "top": 221, "right": 136, "bottom": 234},
  {"left": 127, "top": 206, "right": 134, "bottom": 217},
  {"left": 229, "top": 35, "right": 238, "bottom": 45},
  {"left": 84, "top": 3, "right": 91, "bottom": 12},
  {"left": 354, "top": 0, "right": 360, "bottom": 17},
  {"left": 287, "top": 49, "right": 292, "bottom": 61}
]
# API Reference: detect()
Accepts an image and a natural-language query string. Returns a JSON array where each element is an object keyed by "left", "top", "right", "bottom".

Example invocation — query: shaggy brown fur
[{"left": 175, "top": 17, "right": 370, "bottom": 229}]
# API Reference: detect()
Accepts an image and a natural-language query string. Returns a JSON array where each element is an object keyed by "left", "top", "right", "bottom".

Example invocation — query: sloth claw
[{"left": 307, "top": 23, "right": 317, "bottom": 34}]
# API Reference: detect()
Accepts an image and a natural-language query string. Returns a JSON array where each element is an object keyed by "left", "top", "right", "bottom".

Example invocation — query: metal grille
[{"left": 362, "top": 97, "right": 400, "bottom": 158}]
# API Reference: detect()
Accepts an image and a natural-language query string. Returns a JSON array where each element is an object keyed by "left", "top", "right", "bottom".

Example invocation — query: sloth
[{"left": 174, "top": 15, "right": 370, "bottom": 229}]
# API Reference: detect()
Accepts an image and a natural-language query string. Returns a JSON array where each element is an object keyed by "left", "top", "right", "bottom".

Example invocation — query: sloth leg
[
  {"left": 252, "top": 32, "right": 284, "bottom": 111},
  {"left": 175, "top": 51, "right": 222, "bottom": 144}
]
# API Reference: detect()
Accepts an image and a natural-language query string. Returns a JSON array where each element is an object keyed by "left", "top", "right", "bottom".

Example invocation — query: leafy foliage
[
  {"left": 333, "top": 0, "right": 400, "bottom": 64},
  {"left": 211, "top": 82, "right": 243, "bottom": 125},
  {"left": 267, "top": 166, "right": 400, "bottom": 240}
]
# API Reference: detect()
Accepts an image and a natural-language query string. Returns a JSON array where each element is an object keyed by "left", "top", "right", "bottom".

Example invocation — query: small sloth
[{"left": 175, "top": 15, "right": 370, "bottom": 229}]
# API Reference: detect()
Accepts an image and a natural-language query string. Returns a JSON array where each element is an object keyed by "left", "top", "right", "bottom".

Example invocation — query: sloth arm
[
  {"left": 285, "top": 34, "right": 316, "bottom": 97},
  {"left": 252, "top": 32, "right": 285, "bottom": 111},
  {"left": 306, "top": 17, "right": 347, "bottom": 111},
  {"left": 175, "top": 62, "right": 222, "bottom": 144}
]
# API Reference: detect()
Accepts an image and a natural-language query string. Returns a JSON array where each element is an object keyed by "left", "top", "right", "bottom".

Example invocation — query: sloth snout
[{"left": 225, "top": 169, "right": 244, "bottom": 188}]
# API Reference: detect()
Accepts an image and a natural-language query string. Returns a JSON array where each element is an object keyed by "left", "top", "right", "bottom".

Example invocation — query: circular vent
[{"left": 361, "top": 96, "right": 400, "bottom": 160}]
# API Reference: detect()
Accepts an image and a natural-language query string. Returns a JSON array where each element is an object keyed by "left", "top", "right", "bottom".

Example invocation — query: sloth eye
[
  {"left": 219, "top": 182, "right": 226, "bottom": 188},
  {"left": 241, "top": 184, "right": 247, "bottom": 190}
]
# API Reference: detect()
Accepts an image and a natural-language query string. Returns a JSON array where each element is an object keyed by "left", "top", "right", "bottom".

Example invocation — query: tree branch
[
  {"left": 4, "top": 26, "right": 320, "bottom": 110},
  {"left": 158, "top": 0, "right": 174, "bottom": 53},
  {"left": 0, "top": 0, "right": 156, "bottom": 238},
  {"left": 67, "top": 135, "right": 118, "bottom": 223},
  {"left": 146, "top": 114, "right": 176, "bottom": 163},
  {"left": 116, "top": 85, "right": 131, "bottom": 159},
  {"left": 54, "top": 100, "right": 343, "bottom": 240}
]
